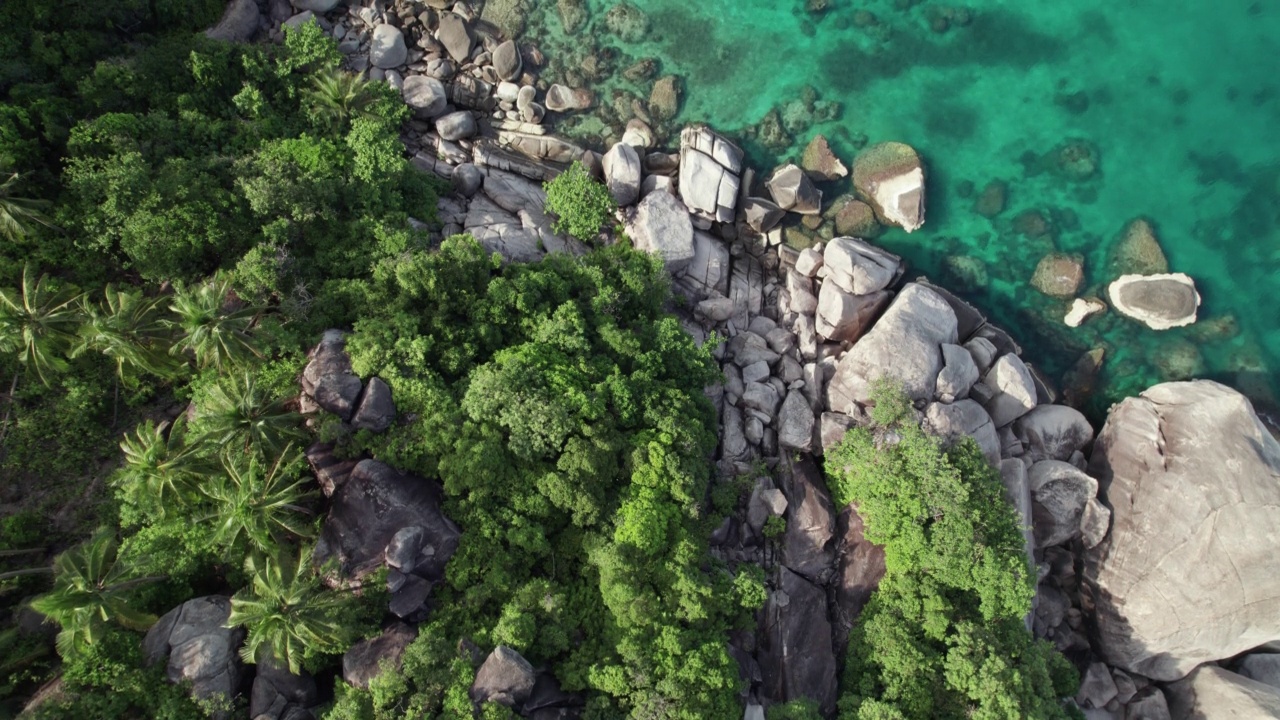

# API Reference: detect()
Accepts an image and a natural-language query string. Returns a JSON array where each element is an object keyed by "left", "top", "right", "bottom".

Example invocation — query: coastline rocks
[
  {"left": 435, "top": 13, "right": 474, "bottom": 64},
  {"left": 981, "top": 354, "right": 1038, "bottom": 427},
  {"left": 851, "top": 142, "right": 925, "bottom": 232},
  {"left": 1108, "top": 273, "right": 1201, "bottom": 330},
  {"left": 370, "top": 24, "right": 407, "bottom": 69},
  {"left": 826, "top": 283, "right": 958, "bottom": 411},
  {"left": 435, "top": 111, "right": 476, "bottom": 141},
  {"left": 625, "top": 191, "right": 695, "bottom": 272},
  {"left": 777, "top": 455, "right": 835, "bottom": 577},
  {"left": 602, "top": 142, "right": 642, "bottom": 207},
  {"left": 923, "top": 399, "right": 1000, "bottom": 466},
  {"left": 801, "top": 134, "right": 848, "bottom": 181},
  {"left": 1012, "top": 404, "right": 1093, "bottom": 462},
  {"left": 678, "top": 125, "right": 742, "bottom": 224},
  {"left": 492, "top": 40, "right": 522, "bottom": 82},
  {"left": 545, "top": 84, "right": 593, "bottom": 112},
  {"left": 778, "top": 390, "right": 817, "bottom": 452},
  {"left": 605, "top": 1, "right": 650, "bottom": 42},
  {"left": 830, "top": 196, "right": 882, "bottom": 237},
  {"left": 402, "top": 76, "right": 447, "bottom": 118},
  {"left": 1168, "top": 666, "right": 1280, "bottom": 719},
  {"left": 1064, "top": 297, "right": 1107, "bottom": 328},
  {"left": 1031, "top": 253, "right": 1085, "bottom": 297},
  {"left": 815, "top": 284, "right": 889, "bottom": 344},
  {"left": 766, "top": 164, "right": 822, "bottom": 215},
  {"left": 935, "top": 343, "right": 979, "bottom": 401},
  {"left": 1027, "top": 460, "right": 1098, "bottom": 548},
  {"left": 291, "top": 0, "right": 340, "bottom": 11},
  {"left": 742, "top": 197, "right": 785, "bottom": 233},
  {"left": 1083, "top": 381, "right": 1280, "bottom": 681},
  {"left": 143, "top": 596, "right": 245, "bottom": 715},
  {"left": 823, "top": 237, "right": 900, "bottom": 295}
]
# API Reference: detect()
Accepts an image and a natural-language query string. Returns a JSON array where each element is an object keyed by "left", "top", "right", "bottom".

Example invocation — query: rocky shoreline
[{"left": 186, "top": 2, "right": 1280, "bottom": 719}]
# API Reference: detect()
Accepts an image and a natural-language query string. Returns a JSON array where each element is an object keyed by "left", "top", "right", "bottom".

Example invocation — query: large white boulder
[
  {"left": 625, "top": 191, "right": 695, "bottom": 272},
  {"left": 1083, "top": 381, "right": 1280, "bottom": 681},
  {"left": 1107, "top": 273, "right": 1200, "bottom": 330}
]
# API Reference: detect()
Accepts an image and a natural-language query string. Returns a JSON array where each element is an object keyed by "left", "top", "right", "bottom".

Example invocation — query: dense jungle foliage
[{"left": 0, "top": 4, "right": 1076, "bottom": 719}]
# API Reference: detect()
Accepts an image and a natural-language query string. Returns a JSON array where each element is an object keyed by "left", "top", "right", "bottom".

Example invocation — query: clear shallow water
[{"left": 522, "top": 0, "right": 1280, "bottom": 416}]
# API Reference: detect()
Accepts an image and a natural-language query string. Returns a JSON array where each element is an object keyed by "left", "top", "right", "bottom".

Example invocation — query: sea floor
[{"left": 519, "top": 0, "right": 1280, "bottom": 417}]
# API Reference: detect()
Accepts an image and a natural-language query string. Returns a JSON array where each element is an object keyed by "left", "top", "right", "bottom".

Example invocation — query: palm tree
[
  {"left": 74, "top": 286, "right": 178, "bottom": 383},
  {"left": 0, "top": 167, "right": 57, "bottom": 243},
  {"left": 200, "top": 445, "right": 316, "bottom": 556},
  {"left": 0, "top": 264, "right": 83, "bottom": 386},
  {"left": 199, "top": 371, "right": 303, "bottom": 456},
  {"left": 28, "top": 528, "right": 163, "bottom": 657},
  {"left": 306, "top": 69, "right": 376, "bottom": 129},
  {"left": 115, "top": 416, "right": 212, "bottom": 519},
  {"left": 168, "top": 272, "right": 261, "bottom": 371},
  {"left": 226, "top": 545, "right": 352, "bottom": 674}
]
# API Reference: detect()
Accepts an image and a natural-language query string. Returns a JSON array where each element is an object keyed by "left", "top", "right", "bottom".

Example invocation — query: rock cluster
[{"left": 142, "top": 596, "right": 248, "bottom": 720}]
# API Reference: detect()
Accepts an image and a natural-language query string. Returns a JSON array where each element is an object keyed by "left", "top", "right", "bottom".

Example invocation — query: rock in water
[
  {"left": 1064, "top": 297, "right": 1106, "bottom": 327},
  {"left": 766, "top": 164, "right": 822, "bottom": 215},
  {"left": 801, "top": 134, "right": 848, "bottom": 181},
  {"left": 1108, "top": 218, "right": 1169, "bottom": 276},
  {"left": 852, "top": 142, "right": 925, "bottom": 232},
  {"left": 545, "top": 84, "right": 593, "bottom": 112},
  {"left": 625, "top": 191, "right": 695, "bottom": 272},
  {"left": 370, "top": 25, "right": 407, "bottom": 69},
  {"left": 1108, "top": 273, "right": 1200, "bottom": 330},
  {"left": 649, "top": 75, "right": 682, "bottom": 123},
  {"left": 826, "top": 283, "right": 958, "bottom": 411},
  {"left": 1031, "top": 252, "right": 1085, "bottom": 297},
  {"left": 1083, "top": 380, "right": 1280, "bottom": 681},
  {"left": 1168, "top": 666, "right": 1280, "bottom": 718}
]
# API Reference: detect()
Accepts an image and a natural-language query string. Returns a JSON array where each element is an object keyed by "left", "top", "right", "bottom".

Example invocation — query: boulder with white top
[
  {"left": 1107, "top": 273, "right": 1200, "bottom": 330},
  {"left": 851, "top": 142, "right": 925, "bottom": 232}
]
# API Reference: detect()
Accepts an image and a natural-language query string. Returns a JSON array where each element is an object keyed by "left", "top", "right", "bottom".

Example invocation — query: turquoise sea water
[{"left": 520, "top": 0, "right": 1280, "bottom": 416}]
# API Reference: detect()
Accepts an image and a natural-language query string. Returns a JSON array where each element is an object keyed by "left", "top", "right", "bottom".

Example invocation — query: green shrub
[
  {"left": 826, "top": 379, "right": 1078, "bottom": 720},
  {"left": 543, "top": 162, "right": 617, "bottom": 242}
]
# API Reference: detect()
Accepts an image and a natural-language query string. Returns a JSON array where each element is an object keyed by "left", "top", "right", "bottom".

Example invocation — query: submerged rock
[
  {"left": 1031, "top": 252, "right": 1085, "bottom": 297},
  {"left": 852, "top": 142, "right": 925, "bottom": 232},
  {"left": 1108, "top": 273, "right": 1200, "bottom": 330},
  {"left": 1108, "top": 218, "right": 1169, "bottom": 276}
]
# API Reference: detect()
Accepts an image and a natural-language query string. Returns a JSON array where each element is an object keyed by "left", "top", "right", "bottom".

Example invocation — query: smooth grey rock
[
  {"left": 626, "top": 190, "right": 694, "bottom": 271},
  {"left": 766, "top": 164, "right": 822, "bottom": 215},
  {"left": 982, "top": 354, "right": 1038, "bottom": 427},
  {"left": 1078, "top": 662, "right": 1119, "bottom": 709},
  {"left": 815, "top": 283, "right": 890, "bottom": 344},
  {"left": 402, "top": 75, "right": 447, "bottom": 117},
  {"left": 315, "top": 460, "right": 460, "bottom": 582},
  {"left": 778, "top": 391, "right": 816, "bottom": 452},
  {"left": 492, "top": 39, "right": 521, "bottom": 81},
  {"left": 303, "top": 330, "right": 362, "bottom": 421},
  {"left": 143, "top": 596, "right": 244, "bottom": 715},
  {"left": 451, "top": 163, "right": 484, "bottom": 198},
  {"left": 1167, "top": 666, "right": 1280, "bottom": 719},
  {"left": 1028, "top": 460, "right": 1098, "bottom": 548},
  {"left": 728, "top": 331, "right": 780, "bottom": 368},
  {"left": 352, "top": 377, "right": 395, "bottom": 432},
  {"left": 602, "top": 142, "right": 642, "bottom": 207},
  {"left": 964, "top": 336, "right": 999, "bottom": 375},
  {"left": 696, "top": 296, "right": 735, "bottom": 322},
  {"left": 759, "top": 567, "right": 837, "bottom": 715},
  {"left": 291, "top": 0, "right": 340, "bottom": 11},
  {"left": 1108, "top": 273, "right": 1200, "bottom": 330},
  {"left": 923, "top": 399, "right": 1000, "bottom": 466},
  {"left": 823, "top": 237, "right": 900, "bottom": 295},
  {"left": 742, "top": 360, "right": 770, "bottom": 385},
  {"left": 343, "top": 623, "right": 416, "bottom": 690},
  {"left": 679, "top": 126, "right": 741, "bottom": 224},
  {"left": 796, "top": 247, "right": 823, "bottom": 277},
  {"left": 471, "top": 646, "right": 537, "bottom": 707},
  {"left": 435, "top": 111, "right": 476, "bottom": 141},
  {"left": 820, "top": 412, "right": 859, "bottom": 453},
  {"left": 676, "top": 230, "right": 730, "bottom": 299},
  {"left": 1079, "top": 497, "right": 1111, "bottom": 549},
  {"left": 999, "top": 459, "right": 1035, "bottom": 567},
  {"left": 544, "top": 83, "right": 592, "bottom": 112},
  {"left": 369, "top": 24, "right": 407, "bottom": 69},
  {"left": 742, "top": 197, "right": 785, "bottom": 233},
  {"left": 435, "top": 13, "right": 473, "bottom": 63},
  {"left": 1125, "top": 687, "right": 1170, "bottom": 720},
  {"left": 936, "top": 343, "right": 980, "bottom": 401},
  {"left": 1084, "top": 381, "right": 1280, "bottom": 681},
  {"left": 1013, "top": 404, "right": 1094, "bottom": 462},
  {"left": 205, "top": 0, "right": 261, "bottom": 42},
  {"left": 1239, "top": 654, "right": 1280, "bottom": 691},
  {"left": 384, "top": 526, "right": 424, "bottom": 570},
  {"left": 741, "top": 381, "right": 781, "bottom": 418},
  {"left": 388, "top": 575, "right": 431, "bottom": 618},
  {"left": 826, "top": 283, "right": 958, "bottom": 412},
  {"left": 722, "top": 404, "right": 748, "bottom": 461},
  {"left": 249, "top": 654, "right": 317, "bottom": 720},
  {"left": 779, "top": 455, "right": 835, "bottom": 578}
]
